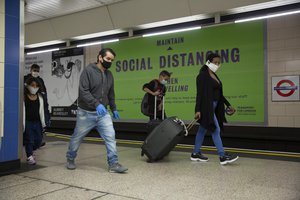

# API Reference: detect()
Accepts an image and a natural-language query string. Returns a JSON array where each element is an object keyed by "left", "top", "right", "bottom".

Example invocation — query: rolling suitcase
[
  {"left": 146, "top": 95, "right": 165, "bottom": 134},
  {"left": 141, "top": 117, "right": 197, "bottom": 162}
]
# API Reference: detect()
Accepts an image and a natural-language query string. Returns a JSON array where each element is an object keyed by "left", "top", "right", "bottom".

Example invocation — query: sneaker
[
  {"left": 32, "top": 150, "right": 37, "bottom": 158},
  {"left": 109, "top": 163, "right": 128, "bottom": 173},
  {"left": 220, "top": 153, "right": 239, "bottom": 165},
  {"left": 190, "top": 152, "right": 209, "bottom": 162},
  {"left": 66, "top": 159, "right": 76, "bottom": 170},
  {"left": 27, "top": 155, "right": 36, "bottom": 165}
]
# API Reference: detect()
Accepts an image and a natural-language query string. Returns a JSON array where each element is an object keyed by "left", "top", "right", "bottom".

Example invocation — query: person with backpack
[{"left": 142, "top": 70, "right": 171, "bottom": 120}]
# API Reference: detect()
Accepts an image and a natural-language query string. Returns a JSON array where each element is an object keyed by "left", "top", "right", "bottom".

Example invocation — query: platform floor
[{"left": 1, "top": 136, "right": 300, "bottom": 200}]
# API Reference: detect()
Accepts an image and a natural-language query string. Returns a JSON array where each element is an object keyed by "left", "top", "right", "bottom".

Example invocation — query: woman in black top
[
  {"left": 191, "top": 53, "right": 239, "bottom": 165},
  {"left": 24, "top": 77, "right": 46, "bottom": 165}
]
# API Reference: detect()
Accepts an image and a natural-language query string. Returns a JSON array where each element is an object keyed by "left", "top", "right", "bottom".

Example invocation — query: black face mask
[{"left": 101, "top": 59, "right": 112, "bottom": 69}]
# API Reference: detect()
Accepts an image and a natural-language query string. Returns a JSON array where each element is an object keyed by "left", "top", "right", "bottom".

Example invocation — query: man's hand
[
  {"left": 113, "top": 111, "right": 120, "bottom": 119},
  {"left": 96, "top": 104, "right": 107, "bottom": 117}
]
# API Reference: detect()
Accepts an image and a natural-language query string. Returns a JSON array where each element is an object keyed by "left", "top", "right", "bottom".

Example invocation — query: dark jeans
[{"left": 24, "top": 120, "right": 43, "bottom": 157}]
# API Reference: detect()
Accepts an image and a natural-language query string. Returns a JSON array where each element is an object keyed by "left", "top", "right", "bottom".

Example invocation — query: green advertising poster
[{"left": 104, "top": 21, "right": 265, "bottom": 123}]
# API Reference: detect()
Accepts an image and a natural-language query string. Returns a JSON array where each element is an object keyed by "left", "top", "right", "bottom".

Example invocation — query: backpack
[{"left": 141, "top": 80, "right": 159, "bottom": 116}]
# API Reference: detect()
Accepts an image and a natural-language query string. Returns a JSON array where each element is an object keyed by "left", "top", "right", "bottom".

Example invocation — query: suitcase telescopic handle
[
  {"left": 182, "top": 118, "right": 198, "bottom": 136},
  {"left": 186, "top": 119, "right": 198, "bottom": 131},
  {"left": 154, "top": 95, "right": 164, "bottom": 120}
]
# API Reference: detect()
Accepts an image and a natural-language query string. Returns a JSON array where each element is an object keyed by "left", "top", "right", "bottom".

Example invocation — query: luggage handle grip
[
  {"left": 186, "top": 119, "right": 198, "bottom": 131},
  {"left": 180, "top": 118, "right": 198, "bottom": 136}
]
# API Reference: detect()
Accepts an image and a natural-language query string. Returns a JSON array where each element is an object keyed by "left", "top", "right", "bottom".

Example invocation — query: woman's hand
[
  {"left": 226, "top": 106, "right": 236, "bottom": 115},
  {"left": 195, "top": 112, "right": 201, "bottom": 119}
]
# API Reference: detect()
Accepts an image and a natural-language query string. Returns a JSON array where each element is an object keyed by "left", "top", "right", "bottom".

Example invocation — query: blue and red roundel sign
[{"left": 272, "top": 76, "right": 299, "bottom": 101}]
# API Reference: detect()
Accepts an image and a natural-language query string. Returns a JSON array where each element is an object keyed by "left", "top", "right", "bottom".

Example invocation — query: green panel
[{"left": 104, "top": 21, "right": 265, "bottom": 123}]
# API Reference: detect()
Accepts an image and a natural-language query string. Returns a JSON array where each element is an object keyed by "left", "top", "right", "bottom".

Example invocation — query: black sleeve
[
  {"left": 222, "top": 96, "right": 231, "bottom": 107},
  {"left": 39, "top": 78, "right": 47, "bottom": 94},
  {"left": 24, "top": 74, "right": 30, "bottom": 83},
  {"left": 108, "top": 75, "right": 116, "bottom": 111},
  {"left": 162, "top": 85, "right": 167, "bottom": 96},
  {"left": 143, "top": 80, "right": 156, "bottom": 92},
  {"left": 195, "top": 73, "right": 205, "bottom": 113}
]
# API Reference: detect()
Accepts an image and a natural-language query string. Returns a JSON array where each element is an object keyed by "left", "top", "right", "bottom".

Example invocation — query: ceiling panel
[{"left": 25, "top": 0, "right": 128, "bottom": 24}]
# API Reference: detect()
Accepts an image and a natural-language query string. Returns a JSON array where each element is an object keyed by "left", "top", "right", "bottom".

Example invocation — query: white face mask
[
  {"left": 27, "top": 85, "right": 39, "bottom": 95},
  {"left": 206, "top": 61, "right": 220, "bottom": 73},
  {"left": 31, "top": 72, "right": 39, "bottom": 78},
  {"left": 160, "top": 79, "right": 168, "bottom": 85}
]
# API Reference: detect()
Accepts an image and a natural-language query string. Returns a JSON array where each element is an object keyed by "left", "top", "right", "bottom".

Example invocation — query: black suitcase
[{"left": 141, "top": 117, "right": 196, "bottom": 162}]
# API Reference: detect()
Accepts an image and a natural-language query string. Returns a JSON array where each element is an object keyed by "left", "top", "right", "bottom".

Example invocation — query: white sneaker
[
  {"left": 32, "top": 150, "right": 37, "bottom": 158},
  {"left": 27, "top": 155, "right": 36, "bottom": 165}
]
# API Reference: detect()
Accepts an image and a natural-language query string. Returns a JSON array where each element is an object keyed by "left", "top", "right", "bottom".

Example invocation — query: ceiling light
[
  {"left": 26, "top": 48, "right": 59, "bottom": 55},
  {"left": 76, "top": 39, "right": 119, "bottom": 47},
  {"left": 25, "top": 40, "right": 65, "bottom": 48},
  {"left": 235, "top": 10, "right": 300, "bottom": 23},
  {"left": 142, "top": 26, "right": 202, "bottom": 37}
]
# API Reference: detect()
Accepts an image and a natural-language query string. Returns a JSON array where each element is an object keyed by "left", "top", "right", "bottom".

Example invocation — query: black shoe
[
  {"left": 190, "top": 152, "right": 209, "bottom": 162},
  {"left": 220, "top": 153, "right": 239, "bottom": 165}
]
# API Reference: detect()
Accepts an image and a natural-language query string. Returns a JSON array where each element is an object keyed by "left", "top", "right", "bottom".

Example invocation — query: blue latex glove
[
  {"left": 113, "top": 111, "right": 120, "bottom": 119},
  {"left": 96, "top": 104, "right": 107, "bottom": 117}
]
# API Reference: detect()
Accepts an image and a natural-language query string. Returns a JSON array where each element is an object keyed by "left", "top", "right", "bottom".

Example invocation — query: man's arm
[
  {"left": 79, "top": 69, "right": 100, "bottom": 109},
  {"left": 108, "top": 76, "right": 116, "bottom": 111}
]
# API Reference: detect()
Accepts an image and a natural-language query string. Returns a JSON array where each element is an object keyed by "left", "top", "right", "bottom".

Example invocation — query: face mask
[
  {"left": 27, "top": 85, "right": 39, "bottom": 95},
  {"left": 206, "top": 61, "right": 220, "bottom": 73},
  {"left": 160, "top": 79, "right": 168, "bottom": 85},
  {"left": 101, "top": 59, "right": 112, "bottom": 69},
  {"left": 31, "top": 72, "right": 39, "bottom": 78}
]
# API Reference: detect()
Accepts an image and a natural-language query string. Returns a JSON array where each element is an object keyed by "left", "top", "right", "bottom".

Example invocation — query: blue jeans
[
  {"left": 24, "top": 121, "right": 43, "bottom": 157},
  {"left": 66, "top": 108, "right": 118, "bottom": 166},
  {"left": 193, "top": 101, "right": 225, "bottom": 157}
]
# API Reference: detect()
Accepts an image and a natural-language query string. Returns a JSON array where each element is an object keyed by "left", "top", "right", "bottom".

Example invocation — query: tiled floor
[{"left": 0, "top": 138, "right": 300, "bottom": 200}]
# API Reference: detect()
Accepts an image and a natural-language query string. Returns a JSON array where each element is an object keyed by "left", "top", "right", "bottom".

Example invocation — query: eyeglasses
[{"left": 32, "top": 70, "right": 40, "bottom": 72}]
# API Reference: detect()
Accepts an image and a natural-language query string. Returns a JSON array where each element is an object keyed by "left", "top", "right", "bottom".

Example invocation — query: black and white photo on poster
[{"left": 25, "top": 47, "right": 84, "bottom": 118}]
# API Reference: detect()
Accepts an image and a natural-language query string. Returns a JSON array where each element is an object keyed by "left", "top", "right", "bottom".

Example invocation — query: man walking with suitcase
[{"left": 66, "top": 48, "right": 128, "bottom": 173}]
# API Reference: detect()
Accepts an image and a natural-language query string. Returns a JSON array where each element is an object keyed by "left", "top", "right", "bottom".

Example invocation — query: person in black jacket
[
  {"left": 191, "top": 53, "right": 239, "bottom": 165},
  {"left": 24, "top": 64, "right": 50, "bottom": 147}
]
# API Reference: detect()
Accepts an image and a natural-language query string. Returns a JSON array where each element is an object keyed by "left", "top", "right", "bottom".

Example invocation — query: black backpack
[{"left": 141, "top": 80, "right": 158, "bottom": 116}]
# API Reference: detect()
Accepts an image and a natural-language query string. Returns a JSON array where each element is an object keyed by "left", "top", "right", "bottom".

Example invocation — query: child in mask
[
  {"left": 24, "top": 64, "right": 50, "bottom": 147},
  {"left": 143, "top": 70, "right": 172, "bottom": 120},
  {"left": 23, "top": 77, "right": 46, "bottom": 165}
]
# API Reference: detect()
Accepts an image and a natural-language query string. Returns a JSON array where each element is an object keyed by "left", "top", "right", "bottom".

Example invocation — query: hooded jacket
[{"left": 78, "top": 63, "right": 116, "bottom": 112}]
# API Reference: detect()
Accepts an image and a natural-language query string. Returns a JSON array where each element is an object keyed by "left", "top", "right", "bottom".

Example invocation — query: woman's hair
[
  {"left": 206, "top": 53, "right": 220, "bottom": 62},
  {"left": 24, "top": 77, "right": 41, "bottom": 94}
]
